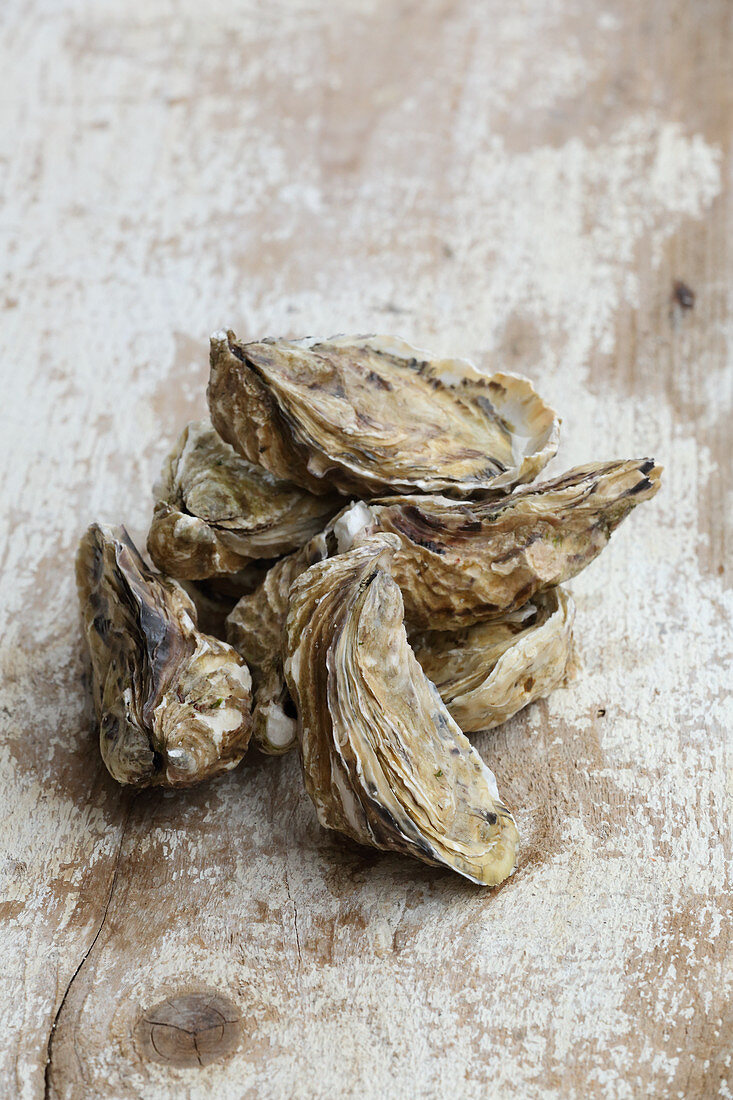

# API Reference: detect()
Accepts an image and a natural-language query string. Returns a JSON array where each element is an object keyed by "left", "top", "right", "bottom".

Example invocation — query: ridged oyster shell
[
  {"left": 226, "top": 458, "right": 658, "bottom": 752},
  {"left": 208, "top": 331, "right": 559, "bottom": 498},
  {"left": 336, "top": 458, "right": 661, "bottom": 628},
  {"left": 76, "top": 524, "right": 253, "bottom": 787},
  {"left": 283, "top": 536, "right": 519, "bottom": 886},
  {"left": 147, "top": 420, "right": 341, "bottom": 579},
  {"left": 181, "top": 562, "right": 277, "bottom": 638},
  {"left": 226, "top": 531, "right": 331, "bottom": 754},
  {"left": 411, "top": 588, "right": 575, "bottom": 732}
]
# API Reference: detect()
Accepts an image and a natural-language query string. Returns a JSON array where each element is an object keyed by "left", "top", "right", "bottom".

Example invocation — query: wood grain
[{"left": 1, "top": 1, "right": 730, "bottom": 1098}]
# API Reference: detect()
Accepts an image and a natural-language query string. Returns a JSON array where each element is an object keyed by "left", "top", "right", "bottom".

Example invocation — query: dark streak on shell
[
  {"left": 283, "top": 536, "right": 519, "bottom": 886},
  {"left": 76, "top": 524, "right": 253, "bottom": 787},
  {"left": 208, "top": 331, "right": 559, "bottom": 498},
  {"left": 362, "top": 458, "right": 662, "bottom": 628},
  {"left": 225, "top": 457, "right": 661, "bottom": 752}
]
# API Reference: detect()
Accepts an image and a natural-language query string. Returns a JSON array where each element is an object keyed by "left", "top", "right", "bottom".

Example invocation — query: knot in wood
[{"left": 135, "top": 991, "right": 241, "bottom": 1068}]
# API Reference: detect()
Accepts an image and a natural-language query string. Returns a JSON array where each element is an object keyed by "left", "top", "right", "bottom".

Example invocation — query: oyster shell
[
  {"left": 76, "top": 524, "right": 253, "bottom": 787},
  {"left": 227, "top": 531, "right": 331, "bottom": 754},
  {"left": 147, "top": 420, "right": 341, "bottom": 579},
  {"left": 227, "top": 458, "right": 657, "bottom": 748},
  {"left": 411, "top": 587, "right": 575, "bottom": 732},
  {"left": 181, "top": 562, "right": 276, "bottom": 638},
  {"left": 336, "top": 458, "right": 661, "bottom": 628},
  {"left": 208, "top": 331, "right": 559, "bottom": 498},
  {"left": 284, "top": 536, "right": 519, "bottom": 886}
]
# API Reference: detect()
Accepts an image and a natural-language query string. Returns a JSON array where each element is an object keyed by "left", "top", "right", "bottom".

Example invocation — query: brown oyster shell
[
  {"left": 226, "top": 531, "right": 332, "bottom": 754},
  {"left": 411, "top": 587, "right": 575, "bottom": 732},
  {"left": 283, "top": 536, "right": 519, "bottom": 886},
  {"left": 227, "top": 457, "right": 658, "bottom": 750},
  {"left": 147, "top": 420, "right": 341, "bottom": 580},
  {"left": 208, "top": 331, "right": 559, "bottom": 498},
  {"left": 181, "top": 561, "right": 277, "bottom": 638},
  {"left": 335, "top": 458, "right": 661, "bottom": 628},
  {"left": 76, "top": 524, "right": 253, "bottom": 787}
]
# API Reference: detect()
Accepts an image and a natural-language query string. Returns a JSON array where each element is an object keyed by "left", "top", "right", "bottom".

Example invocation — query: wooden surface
[{"left": 1, "top": 2, "right": 731, "bottom": 1097}]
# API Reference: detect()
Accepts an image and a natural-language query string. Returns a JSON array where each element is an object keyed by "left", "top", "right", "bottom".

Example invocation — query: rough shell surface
[
  {"left": 147, "top": 420, "right": 341, "bottom": 579},
  {"left": 411, "top": 587, "right": 576, "bottom": 732},
  {"left": 76, "top": 524, "right": 253, "bottom": 787},
  {"left": 283, "top": 536, "right": 519, "bottom": 886},
  {"left": 179, "top": 563, "right": 274, "bottom": 639},
  {"left": 208, "top": 331, "right": 559, "bottom": 498},
  {"left": 227, "top": 458, "right": 658, "bottom": 747},
  {"left": 335, "top": 458, "right": 661, "bottom": 628},
  {"left": 226, "top": 531, "right": 332, "bottom": 754}
]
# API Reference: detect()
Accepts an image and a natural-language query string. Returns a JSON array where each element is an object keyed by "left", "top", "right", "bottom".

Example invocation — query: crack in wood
[
  {"left": 43, "top": 800, "right": 134, "bottom": 1100},
  {"left": 283, "top": 862, "right": 303, "bottom": 970}
]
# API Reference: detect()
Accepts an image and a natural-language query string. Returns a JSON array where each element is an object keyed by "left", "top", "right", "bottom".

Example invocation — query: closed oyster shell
[
  {"left": 226, "top": 531, "right": 332, "bottom": 754},
  {"left": 147, "top": 420, "right": 341, "bottom": 579},
  {"left": 411, "top": 588, "right": 575, "bottom": 732},
  {"left": 76, "top": 524, "right": 253, "bottom": 787},
  {"left": 208, "top": 331, "right": 559, "bottom": 498},
  {"left": 284, "top": 536, "right": 519, "bottom": 886},
  {"left": 336, "top": 458, "right": 661, "bottom": 628}
]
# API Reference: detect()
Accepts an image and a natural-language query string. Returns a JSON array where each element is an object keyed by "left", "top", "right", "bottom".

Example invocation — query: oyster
[
  {"left": 208, "top": 331, "right": 559, "bottom": 498},
  {"left": 284, "top": 536, "right": 519, "bottom": 886},
  {"left": 177, "top": 580, "right": 233, "bottom": 643},
  {"left": 76, "top": 524, "right": 253, "bottom": 787},
  {"left": 147, "top": 420, "right": 341, "bottom": 579},
  {"left": 181, "top": 562, "right": 277, "bottom": 638},
  {"left": 335, "top": 458, "right": 661, "bottom": 628},
  {"left": 227, "top": 531, "right": 331, "bottom": 754},
  {"left": 411, "top": 588, "right": 575, "bottom": 732},
  {"left": 228, "top": 458, "right": 657, "bottom": 747}
]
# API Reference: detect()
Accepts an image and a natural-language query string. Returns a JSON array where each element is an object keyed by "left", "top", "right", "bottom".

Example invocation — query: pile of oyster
[{"left": 77, "top": 332, "right": 661, "bottom": 887}]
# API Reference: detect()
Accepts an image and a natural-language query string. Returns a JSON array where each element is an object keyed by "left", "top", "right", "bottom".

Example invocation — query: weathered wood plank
[{"left": 1, "top": 1, "right": 730, "bottom": 1098}]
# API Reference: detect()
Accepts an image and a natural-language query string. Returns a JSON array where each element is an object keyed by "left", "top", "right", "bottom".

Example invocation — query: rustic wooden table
[{"left": 2, "top": 2, "right": 731, "bottom": 1098}]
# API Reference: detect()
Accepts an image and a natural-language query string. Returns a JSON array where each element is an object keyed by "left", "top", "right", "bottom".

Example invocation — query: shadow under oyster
[
  {"left": 208, "top": 331, "right": 559, "bottom": 498},
  {"left": 284, "top": 535, "right": 519, "bottom": 886},
  {"left": 76, "top": 524, "right": 253, "bottom": 787}
]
